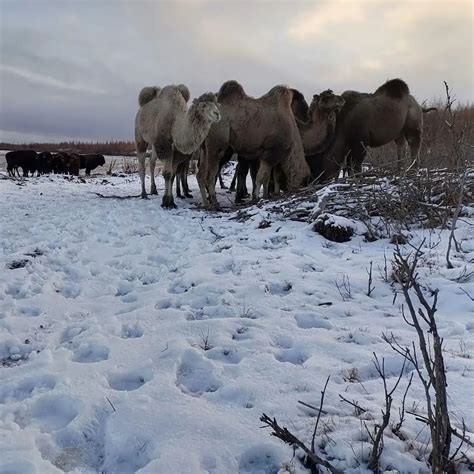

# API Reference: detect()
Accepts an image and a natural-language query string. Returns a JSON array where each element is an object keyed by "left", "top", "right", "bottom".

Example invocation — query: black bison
[
  {"left": 79, "top": 154, "right": 105, "bottom": 175},
  {"left": 51, "top": 152, "right": 79, "bottom": 175},
  {"left": 6, "top": 150, "right": 38, "bottom": 177},
  {"left": 37, "top": 151, "right": 53, "bottom": 174}
]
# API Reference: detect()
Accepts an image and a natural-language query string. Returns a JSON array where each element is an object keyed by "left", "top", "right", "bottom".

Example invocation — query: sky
[{"left": 0, "top": 0, "right": 472, "bottom": 143}]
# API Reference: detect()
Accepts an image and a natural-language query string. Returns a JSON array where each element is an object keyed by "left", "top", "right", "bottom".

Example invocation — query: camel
[
  {"left": 295, "top": 90, "right": 345, "bottom": 157},
  {"left": 308, "top": 79, "right": 434, "bottom": 182},
  {"left": 135, "top": 84, "right": 220, "bottom": 208},
  {"left": 197, "top": 81, "right": 310, "bottom": 209},
  {"left": 228, "top": 89, "right": 345, "bottom": 201}
]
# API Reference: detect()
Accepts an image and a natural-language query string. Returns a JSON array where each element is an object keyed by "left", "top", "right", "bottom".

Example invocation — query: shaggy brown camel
[
  {"left": 229, "top": 89, "right": 345, "bottom": 199},
  {"left": 296, "top": 90, "right": 345, "bottom": 157},
  {"left": 135, "top": 84, "right": 220, "bottom": 208},
  {"left": 308, "top": 79, "right": 432, "bottom": 182},
  {"left": 197, "top": 81, "right": 310, "bottom": 209}
]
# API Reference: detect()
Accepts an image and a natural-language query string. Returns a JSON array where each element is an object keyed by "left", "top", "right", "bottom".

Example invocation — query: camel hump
[
  {"left": 176, "top": 84, "right": 190, "bottom": 103},
  {"left": 218, "top": 80, "right": 246, "bottom": 102},
  {"left": 375, "top": 78, "right": 410, "bottom": 98},
  {"left": 290, "top": 89, "right": 309, "bottom": 122},
  {"left": 138, "top": 86, "right": 161, "bottom": 106},
  {"left": 194, "top": 92, "right": 218, "bottom": 104}
]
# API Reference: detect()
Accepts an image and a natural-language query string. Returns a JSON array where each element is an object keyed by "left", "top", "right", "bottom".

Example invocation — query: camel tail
[
  {"left": 422, "top": 106, "right": 437, "bottom": 113},
  {"left": 138, "top": 86, "right": 161, "bottom": 107}
]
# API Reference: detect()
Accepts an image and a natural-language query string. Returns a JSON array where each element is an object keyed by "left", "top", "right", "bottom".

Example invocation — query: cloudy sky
[{"left": 0, "top": 0, "right": 472, "bottom": 143}]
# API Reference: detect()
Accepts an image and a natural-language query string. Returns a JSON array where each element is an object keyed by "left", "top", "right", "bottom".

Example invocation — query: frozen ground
[{"left": 0, "top": 172, "right": 473, "bottom": 473}]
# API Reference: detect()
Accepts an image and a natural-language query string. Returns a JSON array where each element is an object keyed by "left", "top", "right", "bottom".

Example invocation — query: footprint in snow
[
  {"left": 0, "top": 374, "right": 57, "bottom": 404},
  {"left": 107, "top": 368, "right": 153, "bottom": 391},
  {"left": 205, "top": 347, "right": 243, "bottom": 364},
  {"left": 275, "top": 347, "right": 310, "bottom": 365},
  {"left": 18, "top": 306, "right": 42, "bottom": 317},
  {"left": 71, "top": 341, "right": 109, "bottom": 363},
  {"left": 264, "top": 281, "right": 293, "bottom": 295},
  {"left": 176, "top": 349, "right": 221, "bottom": 396},
  {"left": 239, "top": 444, "right": 285, "bottom": 474},
  {"left": 121, "top": 323, "right": 144, "bottom": 339},
  {"left": 294, "top": 312, "right": 332, "bottom": 330},
  {"left": 60, "top": 324, "right": 89, "bottom": 344},
  {"left": 25, "top": 394, "right": 82, "bottom": 431}
]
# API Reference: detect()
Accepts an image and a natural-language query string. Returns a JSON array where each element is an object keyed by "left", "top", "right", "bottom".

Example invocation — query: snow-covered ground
[{"left": 0, "top": 172, "right": 473, "bottom": 473}]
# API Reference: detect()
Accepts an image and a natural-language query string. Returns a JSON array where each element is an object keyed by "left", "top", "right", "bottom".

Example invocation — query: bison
[
  {"left": 6, "top": 150, "right": 38, "bottom": 177},
  {"left": 78, "top": 154, "right": 105, "bottom": 175}
]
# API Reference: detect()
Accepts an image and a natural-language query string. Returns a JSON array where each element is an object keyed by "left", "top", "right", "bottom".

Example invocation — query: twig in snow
[
  {"left": 311, "top": 376, "right": 330, "bottom": 453},
  {"left": 260, "top": 414, "right": 343, "bottom": 474},
  {"left": 106, "top": 396, "right": 116, "bottom": 413}
]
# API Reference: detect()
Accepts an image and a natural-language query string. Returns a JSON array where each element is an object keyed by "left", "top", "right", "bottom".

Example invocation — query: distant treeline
[{"left": 0, "top": 140, "right": 136, "bottom": 156}]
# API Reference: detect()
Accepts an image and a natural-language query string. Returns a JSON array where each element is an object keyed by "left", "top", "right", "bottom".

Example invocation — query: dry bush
[{"left": 121, "top": 157, "right": 138, "bottom": 174}]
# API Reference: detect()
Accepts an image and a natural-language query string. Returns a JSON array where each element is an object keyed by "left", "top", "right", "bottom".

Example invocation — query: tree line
[{"left": 0, "top": 140, "right": 136, "bottom": 156}]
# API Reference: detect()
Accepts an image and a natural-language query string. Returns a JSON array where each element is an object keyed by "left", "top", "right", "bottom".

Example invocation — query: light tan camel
[{"left": 135, "top": 84, "right": 220, "bottom": 208}]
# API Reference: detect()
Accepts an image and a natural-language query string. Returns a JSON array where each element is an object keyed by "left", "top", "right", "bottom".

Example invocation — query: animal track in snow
[
  {"left": 0, "top": 374, "right": 56, "bottom": 404},
  {"left": 60, "top": 285, "right": 81, "bottom": 298},
  {"left": 205, "top": 347, "right": 243, "bottom": 364},
  {"left": 71, "top": 341, "right": 109, "bottom": 363},
  {"left": 264, "top": 281, "right": 293, "bottom": 295},
  {"left": 60, "top": 324, "right": 90, "bottom": 344},
  {"left": 26, "top": 394, "right": 81, "bottom": 431},
  {"left": 275, "top": 346, "right": 310, "bottom": 365},
  {"left": 176, "top": 349, "right": 221, "bottom": 395},
  {"left": 18, "top": 306, "right": 42, "bottom": 317},
  {"left": 294, "top": 312, "right": 332, "bottom": 330},
  {"left": 121, "top": 323, "right": 144, "bottom": 339},
  {"left": 239, "top": 444, "right": 285, "bottom": 473},
  {"left": 107, "top": 368, "right": 152, "bottom": 391}
]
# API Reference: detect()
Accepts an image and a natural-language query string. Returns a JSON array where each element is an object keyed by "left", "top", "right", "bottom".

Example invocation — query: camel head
[
  {"left": 192, "top": 92, "right": 221, "bottom": 124},
  {"left": 315, "top": 90, "right": 345, "bottom": 114}
]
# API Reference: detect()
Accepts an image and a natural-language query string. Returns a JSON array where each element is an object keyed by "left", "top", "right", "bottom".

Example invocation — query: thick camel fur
[
  {"left": 135, "top": 84, "right": 220, "bottom": 208},
  {"left": 198, "top": 80, "right": 310, "bottom": 209},
  {"left": 309, "top": 78, "right": 432, "bottom": 182}
]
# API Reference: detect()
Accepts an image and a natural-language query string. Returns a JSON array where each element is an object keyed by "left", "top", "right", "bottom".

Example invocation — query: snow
[{"left": 0, "top": 170, "right": 473, "bottom": 473}]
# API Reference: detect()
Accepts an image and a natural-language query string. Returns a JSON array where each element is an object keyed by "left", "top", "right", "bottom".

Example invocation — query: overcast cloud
[{"left": 0, "top": 0, "right": 472, "bottom": 143}]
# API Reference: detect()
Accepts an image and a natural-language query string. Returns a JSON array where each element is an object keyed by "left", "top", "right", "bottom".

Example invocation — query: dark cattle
[
  {"left": 51, "top": 152, "right": 79, "bottom": 175},
  {"left": 51, "top": 153, "right": 66, "bottom": 174},
  {"left": 79, "top": 154, "right": 106, "bottom": 175},
  {"left": 37, "top": 151, "right": 53, "bottom": 174},
  {"left": 5, "top": 150, "right": 37, "bottom": 177},
  {"left": 68, "top": 154, "right": 81, "bottom": 176}
]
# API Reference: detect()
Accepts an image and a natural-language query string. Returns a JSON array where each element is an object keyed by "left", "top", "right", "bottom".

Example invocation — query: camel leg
[
  {"left": 183, "top": 162, "right": 193, "bottom": 198},
  {"left": 161, "top": 157, "right": 176, "bottom": 209},
  {"left": 235, "top": 159, "right": 250, "bottom": 203},
  {"left": 406, "top": 130, "right": 422, "bottom": 169},
  {"left": 196, "top": 165, "right": 210, "bottom": 208},
  {"left": 136, "top": 137, "right": 148, "bottom": 199},
  {"left": 395, "top": 136, "right": 407, "bottom": 172},
  {"left": 206, "top": 159, "right": 221, "bottom": 208},
  {"left": 254, "top": 160, "right": 272, "bottom": 200},
  {"left": 149, "top": 148, "right": 158, "bottom": 195},
  {"left": 218, "top": 173, "right": 227, "bottom": 189},
  {"left": 229, "top": 165, "right": 238, "bottom": 192},
  {"left": 272, "top": 168, "right": 281, "bottom": 195},
  {"left": 176, "top": 165, "right": 183, "bottom": 198},
  {"left": 348, "top": 142, "right": 366, "bottom": 175}
]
